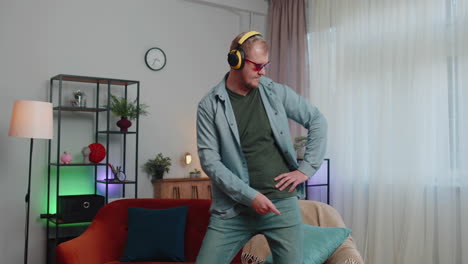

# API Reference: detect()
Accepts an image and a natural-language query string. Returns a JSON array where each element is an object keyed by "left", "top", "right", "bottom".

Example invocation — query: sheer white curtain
[{"left": 307, "top": 0, "right": 468, "bottom": 263}]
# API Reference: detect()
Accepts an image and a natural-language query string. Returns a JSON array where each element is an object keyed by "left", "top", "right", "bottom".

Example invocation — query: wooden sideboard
[{"left": 153, "top": 178, "right": 212, "bottom": 199}]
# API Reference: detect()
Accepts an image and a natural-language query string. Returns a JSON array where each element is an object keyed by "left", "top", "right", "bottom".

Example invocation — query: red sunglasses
[{"left": 244, "top": 58, "right": 271, "bottom": 72}]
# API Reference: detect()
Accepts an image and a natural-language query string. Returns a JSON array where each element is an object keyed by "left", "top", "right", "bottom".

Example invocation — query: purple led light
[{"left": 96, "top": 169, "right": 121, "bottom": 197}]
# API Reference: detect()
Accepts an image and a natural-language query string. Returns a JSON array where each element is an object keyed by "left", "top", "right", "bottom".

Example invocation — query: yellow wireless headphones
[{"left": 227, "top": 31, "right": 263, "bottom": 70}]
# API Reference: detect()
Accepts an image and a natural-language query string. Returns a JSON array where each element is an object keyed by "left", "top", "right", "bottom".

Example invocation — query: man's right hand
[{"left": 251, "top": 193, "right": 281, "bottom": 215}]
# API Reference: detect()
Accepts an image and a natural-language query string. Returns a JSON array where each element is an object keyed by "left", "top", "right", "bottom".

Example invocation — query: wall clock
[{"left": 145, "top": 47, "right": 166, "bottom": 71}]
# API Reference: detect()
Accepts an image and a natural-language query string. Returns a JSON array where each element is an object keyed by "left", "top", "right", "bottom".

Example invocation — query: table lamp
[{"left": 8, "top": 100, "right": 53, "bottom": 264}]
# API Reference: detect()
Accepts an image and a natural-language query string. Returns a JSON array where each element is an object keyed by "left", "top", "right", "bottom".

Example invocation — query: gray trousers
[{"left": 196, "top": 196, "right": 304, "bottom": 264}]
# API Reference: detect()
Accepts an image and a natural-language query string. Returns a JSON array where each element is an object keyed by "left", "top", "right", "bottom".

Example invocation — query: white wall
[{"left": 0, "top": 0, "right": 267, "bottom": 263}]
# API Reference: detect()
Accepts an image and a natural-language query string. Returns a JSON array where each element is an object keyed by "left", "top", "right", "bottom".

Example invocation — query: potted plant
[
  {"left": 294, "top": 136, "right": 307, "bottom": 160},
  {"left": 108, "top": 94, "right": 149, "bottom": 132},
  {"left": 189, "top": 168, "right": 202, "bottom": 178},
  {"left": 143, "top": 153, "right": 172, "bottom": 183}
]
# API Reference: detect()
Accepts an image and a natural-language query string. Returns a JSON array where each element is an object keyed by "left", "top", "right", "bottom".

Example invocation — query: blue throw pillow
[
  {"left": 120, "top": 206, "right": 188, "bottom": 262},
  {"left": 265, "top": 223, "right": 351, "bottom": 264}
]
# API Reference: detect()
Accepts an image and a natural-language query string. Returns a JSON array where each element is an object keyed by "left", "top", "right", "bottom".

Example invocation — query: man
[{"left": 196, "top": 31, "right": 327, "bottom": 263}]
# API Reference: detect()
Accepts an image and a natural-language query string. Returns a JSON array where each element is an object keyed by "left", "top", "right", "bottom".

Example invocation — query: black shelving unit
[
  {"left": 303, "top": 158, "right": 330, "bottom": 204},
  {"left": 42, "top": 74, "right": 141, "bottom": 263}
]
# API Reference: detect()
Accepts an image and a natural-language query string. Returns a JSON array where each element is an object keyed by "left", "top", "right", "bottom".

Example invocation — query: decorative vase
[
  {"left": 81, "top": 146, "right": 91, "bottom": 163},
  {"left": 71, "top": 90, "right": 86, "bottom": 107},
  {"left": 116, "top": 116, "right": 132, "bottom": 132}
]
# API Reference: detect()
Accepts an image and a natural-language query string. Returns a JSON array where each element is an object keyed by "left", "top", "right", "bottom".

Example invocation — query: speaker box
[{"left": 57, "top": 194, "right": 105, "bottom": 223}]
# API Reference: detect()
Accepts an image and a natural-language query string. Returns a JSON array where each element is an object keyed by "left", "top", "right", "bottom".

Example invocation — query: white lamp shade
[{"left": 9, "top": 100, "right": 53, "bottom": 139}]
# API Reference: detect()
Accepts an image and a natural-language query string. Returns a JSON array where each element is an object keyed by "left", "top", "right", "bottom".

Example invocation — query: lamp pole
[{"left": 24, "top": 138, "right": 34, "bottom": 264}]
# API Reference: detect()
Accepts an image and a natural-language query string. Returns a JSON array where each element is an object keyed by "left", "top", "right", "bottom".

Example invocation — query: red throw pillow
[{"left": 88, "top": 143, "right": 106, "bottom": 163}]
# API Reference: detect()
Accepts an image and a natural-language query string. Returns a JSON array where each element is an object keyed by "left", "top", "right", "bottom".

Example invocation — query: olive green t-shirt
[{"left": 227, "top": 87, "right": 297, "bottom": 199}]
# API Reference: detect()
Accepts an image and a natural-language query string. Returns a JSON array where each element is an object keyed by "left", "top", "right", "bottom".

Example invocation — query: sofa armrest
[
  {"left": 56, "top": 200, "right": 132, "bottom": 264},
  {"left": 56, "top": 218, "right": 126, "bottom": 264},
  {"left": 325, "top": 237, "right": 364, "bottom": 264},
  {"left": 241, "top": 235, "right": 269, "bottom": 264}
]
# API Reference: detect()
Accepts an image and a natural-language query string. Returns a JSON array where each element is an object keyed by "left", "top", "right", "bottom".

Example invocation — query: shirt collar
[{"left": 214, "top": 72, "right": 230, "bottom": 101}]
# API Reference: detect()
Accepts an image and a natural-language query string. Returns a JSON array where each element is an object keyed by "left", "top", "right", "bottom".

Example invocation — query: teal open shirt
[{"left": 196, "top": 75, "right": 327, "bottom": 219}]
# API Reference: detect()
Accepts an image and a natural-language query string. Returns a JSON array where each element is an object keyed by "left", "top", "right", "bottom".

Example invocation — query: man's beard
[{"left": 245, "top": 78, "right": 259, "bottom": 90}]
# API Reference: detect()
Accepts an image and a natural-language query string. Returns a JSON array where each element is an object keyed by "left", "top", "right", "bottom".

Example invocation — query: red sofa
[{"left": 56, "top": 199, "right": 242, "bottom": 264}]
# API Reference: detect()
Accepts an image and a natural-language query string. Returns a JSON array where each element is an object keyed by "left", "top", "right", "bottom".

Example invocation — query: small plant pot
[
  {"left": 150, "top": 168, "right": 166, "bottom": 183},
  {"left": 189, "top": 172, "right": 201, "bottom": 178}
]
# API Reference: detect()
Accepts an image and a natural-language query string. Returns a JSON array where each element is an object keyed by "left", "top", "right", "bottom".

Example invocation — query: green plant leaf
[
  {"left": 142, "top": 153, "right": 172, "bottom": 180},
  {"left": 108, "top": 94, "right": 149, "bottom": 120}
]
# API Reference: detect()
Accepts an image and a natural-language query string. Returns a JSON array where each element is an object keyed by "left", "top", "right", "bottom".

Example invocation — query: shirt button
[
  {"left": 275, "top": 112, "right": 278, "bottom": 115},
  {"left": 280, "top": 131, "right": 283, "bottom": 135},
  {"left": 230, "top": 123, "right": 233, "bottom": 126}
]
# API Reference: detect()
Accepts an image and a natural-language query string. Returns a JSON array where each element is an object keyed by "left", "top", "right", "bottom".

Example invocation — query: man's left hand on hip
[{"left": 274, "top": 170, "right": 308, "bottom": 192}]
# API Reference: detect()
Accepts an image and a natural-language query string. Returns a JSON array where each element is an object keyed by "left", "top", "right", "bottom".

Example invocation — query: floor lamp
[{"left": 8, "top": 100, "right": 53, "bottom": 264}]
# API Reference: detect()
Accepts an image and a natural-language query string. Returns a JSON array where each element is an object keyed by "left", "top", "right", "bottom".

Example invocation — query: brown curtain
[{"left": 267, "top": 0, "right": 310, "bottom": 138}]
